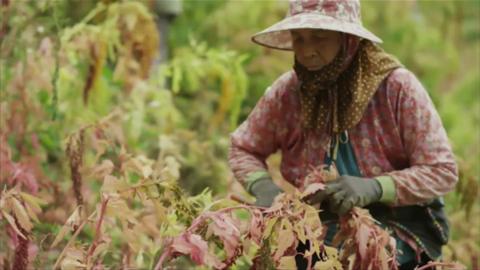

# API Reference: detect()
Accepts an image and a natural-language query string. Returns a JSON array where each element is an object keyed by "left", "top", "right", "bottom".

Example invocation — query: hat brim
[{"left": 251, "top": 13, "right": 382, "bottom": 50}]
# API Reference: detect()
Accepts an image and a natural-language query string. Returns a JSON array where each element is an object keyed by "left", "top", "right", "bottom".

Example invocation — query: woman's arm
[
  {"left": 383, "top": 69, "right": 459, "bottom": 206},
  {"left": 228, "top": 73, "right": 291, "bottom": 192}
]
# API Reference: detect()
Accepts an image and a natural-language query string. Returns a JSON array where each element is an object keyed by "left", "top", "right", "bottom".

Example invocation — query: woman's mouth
[{"left": 306, "top": 65, "right": 323, "bottom": 71}]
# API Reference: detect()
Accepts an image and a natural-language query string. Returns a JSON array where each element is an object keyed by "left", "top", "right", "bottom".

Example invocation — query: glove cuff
[
  {"left": 375, "top": 176, "right": 396, "bottom": 204},
  {"left": 245, "top": 170, "right": 271, "bottom": 194}
]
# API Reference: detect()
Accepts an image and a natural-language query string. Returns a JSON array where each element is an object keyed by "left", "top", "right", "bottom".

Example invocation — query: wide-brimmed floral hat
[{"left": 252, "top": 0, "right": 382, "bottom": 50}]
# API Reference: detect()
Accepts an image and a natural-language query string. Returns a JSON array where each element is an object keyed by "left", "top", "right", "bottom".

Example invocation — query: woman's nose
[{"left": 302, "top": 45, "right": 318, "bottom": 58}]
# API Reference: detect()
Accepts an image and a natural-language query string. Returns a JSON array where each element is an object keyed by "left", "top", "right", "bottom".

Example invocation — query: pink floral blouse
[{"left": 229, "top": 68, "right": 458, "bottom": 206}]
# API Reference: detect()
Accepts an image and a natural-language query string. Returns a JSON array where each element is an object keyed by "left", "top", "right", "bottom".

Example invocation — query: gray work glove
[
  {"left": 250, "top": 177, "right": 283, "bottom": 207},
  {"left": 304, "top": 175, "right": 382, "bottom": 215}
]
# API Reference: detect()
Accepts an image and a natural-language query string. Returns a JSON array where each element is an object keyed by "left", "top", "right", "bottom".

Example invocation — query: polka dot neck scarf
[{"left": 293, "top": 39, "right": 402, "bottom": 134}]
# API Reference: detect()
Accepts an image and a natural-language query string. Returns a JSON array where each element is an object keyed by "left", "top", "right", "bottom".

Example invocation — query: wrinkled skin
[{"left": 291, "top": 28, "right": 343, "bottom": 71}]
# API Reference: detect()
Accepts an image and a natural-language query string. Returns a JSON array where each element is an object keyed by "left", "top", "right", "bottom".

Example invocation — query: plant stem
[{"left": 52, "top": 210, "right": 98, "bottom": 270}]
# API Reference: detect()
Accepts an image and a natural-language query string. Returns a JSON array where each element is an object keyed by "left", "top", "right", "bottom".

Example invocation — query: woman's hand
[
  {"left": 250, "top": 177, "right": 283, "bottom": 207},
  {"left": 304, "top": 175, "right": 382, "bottom": 215}
]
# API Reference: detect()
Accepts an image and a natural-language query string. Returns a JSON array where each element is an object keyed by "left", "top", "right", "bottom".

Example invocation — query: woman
[{"left": 228, "top": 0, "right": 458, "bottom": 269}]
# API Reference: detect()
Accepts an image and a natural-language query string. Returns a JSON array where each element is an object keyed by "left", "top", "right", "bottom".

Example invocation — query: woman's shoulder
[
  {"left": 384, "top": 67, "right": 423, "bottom": 93},
  {"left": 381, "top": 67, "right": 434, "bottom": 113},
  {"left": 263, "top": 70, "right": 299, "bottom": 100}
]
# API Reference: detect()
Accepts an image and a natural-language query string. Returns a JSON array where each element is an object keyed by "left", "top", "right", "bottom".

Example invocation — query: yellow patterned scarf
[{"left": 294, "top": 39, "right": 402, "bottom": 134}]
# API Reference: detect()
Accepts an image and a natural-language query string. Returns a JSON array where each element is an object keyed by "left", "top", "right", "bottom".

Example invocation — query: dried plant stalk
[
  {"left": 12, "top": 220, "right": 29, "bottom": 270},
  {"left": 66, "top": 130, "right": 85, "bottom": 206}
]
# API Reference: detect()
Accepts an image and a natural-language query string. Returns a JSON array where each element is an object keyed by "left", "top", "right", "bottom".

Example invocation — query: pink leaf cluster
[
  {"left": 158, "top": 208, "right": 254, "bottom": 269},
  {"left": 171, "top": 233, "right": 226, "bottom": 269},
  {"left": 158, "top": 193, "right": 329, "bottom": 269},
  {"left": 333, "top": 207, "right": 398, "bottom": 270},
  {"left": 204, "top": 211, "right": 242, "bottom": 261},
  {"left": 0, "top": 135, "right": 39, "bottom": 193},
  {"left": 300, "top": 164, "right": 337, "bottom": 191},
  {"left": 247, "top": 208, "right": 264, "bottom": 245}
]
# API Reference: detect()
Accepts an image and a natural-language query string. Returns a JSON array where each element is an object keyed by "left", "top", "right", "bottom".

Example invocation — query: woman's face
[{"left": 291, "top": 29, "right": 343, "bottom": 71}]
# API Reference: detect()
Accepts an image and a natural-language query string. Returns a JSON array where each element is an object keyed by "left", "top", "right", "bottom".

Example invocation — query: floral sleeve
[
  {"left": 385, "top": 69, "right": 458, "bottom": 205},
  {"left": 228, "top": 75, "right": 289, "bottom": 189}
]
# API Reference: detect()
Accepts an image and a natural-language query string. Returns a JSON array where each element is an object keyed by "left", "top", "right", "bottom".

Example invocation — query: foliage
[
  {"left": 333, "top": 208, "right": 398, "bottom": 270},
  {"left": 156, "top": 183, "right": 395, "bottom": 270}
]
